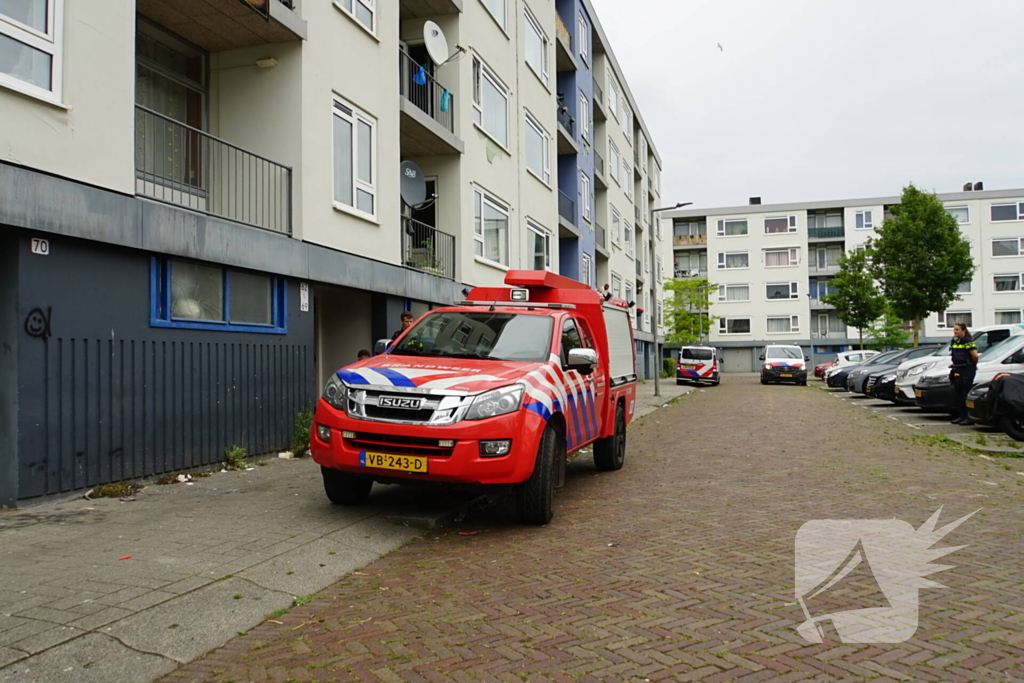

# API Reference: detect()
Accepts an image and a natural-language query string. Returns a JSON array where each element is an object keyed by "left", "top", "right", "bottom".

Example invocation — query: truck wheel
[
  {"left": 321, "top": 466, "right": 372, "bottom": 505},
  {"left": 594, "top": 402, "right": 626, "bottom": 472},
  {"left": 1001, "top": 414, "right": 1024, "bottom": 442},
  {"left": 516, "top": 425, "right": 559, "bottom": 525}
]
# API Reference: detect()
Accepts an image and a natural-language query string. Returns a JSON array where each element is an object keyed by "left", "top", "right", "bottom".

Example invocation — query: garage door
[{"left": 722, "top": 347, "right": 754, "bottom": 373}]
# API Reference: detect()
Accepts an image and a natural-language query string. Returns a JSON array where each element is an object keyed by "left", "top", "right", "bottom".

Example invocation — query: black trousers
[{"left": 951, "top": 367, "right": 976, "bottom": 417}]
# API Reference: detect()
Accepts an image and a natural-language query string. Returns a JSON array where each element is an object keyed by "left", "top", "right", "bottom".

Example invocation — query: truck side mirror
[
  {"left": 759, "top": 354, "right": 765, "bottom": 361},
  {"left": 567, "top": 348, "right": 598, "bottom": 376},
  {"left": 373, "top": 339, "right": 391, "bottom": 355},
  {"left": 805, "top": 355, "right": 810, "bottom": 362}
]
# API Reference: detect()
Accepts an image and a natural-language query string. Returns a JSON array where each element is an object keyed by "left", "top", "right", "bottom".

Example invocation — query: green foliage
[
  {"left": 869, "top": 184, "right": 974, "bottom": 344},
  {"left": 91, "top": 482, "right": 139, "bottom": 498},
  {"left": 291, "top": 405, "right": 314, "bottom": 456},
  {"left": 224, "top": 445, "right": 247, "bottom": 470},
  {"left": 823, "top": 249, "right": 885, "bottom": 348},
  {"left": 866, "top": 307, "right": 912, "bottom": 350},
  {"left": 663, "top": 278, "right": 716, "bottom": 347},
  {"left": 662, "top": 357, "right": 675, "bottom": 378}
]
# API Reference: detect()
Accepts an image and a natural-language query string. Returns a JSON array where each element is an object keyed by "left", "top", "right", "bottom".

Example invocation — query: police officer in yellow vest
[{"left": 950, "top": 322, "right": 980, "bottom": 424}]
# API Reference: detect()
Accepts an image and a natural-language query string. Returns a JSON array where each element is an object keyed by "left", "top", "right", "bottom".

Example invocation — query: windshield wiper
[{"left": 390, "top": 348, "right": 426, "bottom": 356}]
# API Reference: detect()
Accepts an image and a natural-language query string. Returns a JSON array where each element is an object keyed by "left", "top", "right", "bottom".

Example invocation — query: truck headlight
[
  {"left": 322, "top": 374, "right": 348, "bottom": 411},
  {"left": 465, "top": 385, "right": 524, "bottom": 421}
]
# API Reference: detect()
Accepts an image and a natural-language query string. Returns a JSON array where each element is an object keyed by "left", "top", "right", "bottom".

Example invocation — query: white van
[{"left": 677, "top": 346, "right": 720, "bottom": 386}]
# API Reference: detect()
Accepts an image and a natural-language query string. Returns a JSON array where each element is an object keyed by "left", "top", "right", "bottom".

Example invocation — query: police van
[{"left": 676, "top": 346, "right": 720, "bottom": 386}]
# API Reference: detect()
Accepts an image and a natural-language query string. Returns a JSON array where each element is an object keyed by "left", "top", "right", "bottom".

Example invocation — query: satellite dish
[
  {"left": 423, "top": 21, "right": 449, "bottom": 66},
  {"left": 400, "top": 160, "right": 428, "bottom": 207}
]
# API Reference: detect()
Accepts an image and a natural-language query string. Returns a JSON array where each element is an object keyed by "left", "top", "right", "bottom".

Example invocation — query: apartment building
[
  {"left": 0, "top": 0, "right": 663, "bottom": 507},
  {"left": 660, "top": 187, "right": 1024, "bottom": 373}
]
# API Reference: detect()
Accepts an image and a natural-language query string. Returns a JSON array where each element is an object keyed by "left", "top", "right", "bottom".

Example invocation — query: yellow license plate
[
  {"left": 360, "top": 451, "right": 427, "bottom": 473},
  {"left": 966, "top": 400, "right": 975, "bottom": 409},
  {"left": 915, "top": 390, "right": 923, "bottom": 398},
  {"left": 866, "top": 387, "right": 872, "bottom": 393},
  {"left": 683, "top": 364, "right": 696, "bottom": 369},
  {"left": 780, "top": 373, "right": 792, "bottom": 378}
]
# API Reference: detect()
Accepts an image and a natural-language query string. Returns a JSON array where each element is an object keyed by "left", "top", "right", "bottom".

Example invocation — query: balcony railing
[
  {"left": 555, "top": 12, "right": 571, "bottom": 49},
  {"left": 400, "top": 50, "right": 455, "bottom": 134},
  {"left": 402, "top": 218, "right": 455, "bottom": 280},
  {"left": 808, "top": 226, "right": 845, "bottom": 239},
  {"left": 134, "top": 105, "right": 292, "bottom": 235},
  {"left": 594, "top": 79, "right": 604, "bottom": 106},
  {"left": 634, "top": 146, "right": 640, "bottom": 166},
  {"left": 673, "top": 234, "right": 707, "bottom": 247},
  {"left": 557, "top": 106, "right": 574, "bottom": 138},
  {"left": 635, "top": 205, "right": 642, "bottom": 223},
  {"left": 558, "top": 190, "right": 575, "bottom": 224},
  {"left": 597, "top": 222, "right": 606, "bottom": 249},
  {"left": 595, "top": 150, "right": 604, "bottom": 177},
  {"left": 635, "top": 259, "right": 642, "bottom": 279}
]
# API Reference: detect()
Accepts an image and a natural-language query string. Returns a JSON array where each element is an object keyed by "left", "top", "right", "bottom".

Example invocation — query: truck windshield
[
  {"left": 765, "top": 347, "right": 801, "bottom": 360},
  {"left": 391, "top": 312, "right": 554, "bottom": 362}
]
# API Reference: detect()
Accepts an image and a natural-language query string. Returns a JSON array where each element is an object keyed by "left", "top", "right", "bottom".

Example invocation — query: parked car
[
  {"left": 848, "top": 347, "right": 938, "bottom": 394},
  {"left": 828, "top": 349, "right": 904, "bottom": 389},
  {"left": 966, "top": 381, "right": 999, "bottom": 425},
  {"left": 969, "top": 374, "right": 1024, "bottom": 440},
  {"left": 814, "top": 362, "right": 832, "bottom": 379},
  {"left": 861, "top": 346, "right": 941, "bottom": 398},
  {"left": 760, "top": 345, "right": 808, "bottom": 385},
  {"left": 914, "top": 335, "right": 1024, "bottom": 414},
  {"left": 677, "top": 346, "right": 720, "bottom": 386},
  {"left": 823, "top": 350, "right": 881, "bottom": 382}
]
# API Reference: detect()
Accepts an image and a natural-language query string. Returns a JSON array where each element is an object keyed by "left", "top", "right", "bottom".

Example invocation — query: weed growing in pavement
[
  {"left": 292, "top": 594, "right": 314, "bottom": 607},
  {"left": 90, "top": 482, "right": 139, "bottom": 498},
  {"left": 291, "top": 405, "right": 314, "bottom": 456},
  {"left": 976, "top": 434, "right": 989, "bottom": 446},
  {"left": 266, "top": 608, "right": 289, "bottom": 620},
  {"left": 224, "top": 445, "right": 247, "bottom": 470}
]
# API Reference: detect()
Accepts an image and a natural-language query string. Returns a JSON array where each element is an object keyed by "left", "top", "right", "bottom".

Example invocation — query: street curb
[{"left": 944, "top": 432, "right": 1024, "bottom": 456}]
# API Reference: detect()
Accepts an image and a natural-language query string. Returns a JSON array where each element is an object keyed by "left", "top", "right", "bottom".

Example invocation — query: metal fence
[
  {"left": 134, "top": 106, "right": 292, "bottom": 235},
  {"left": 402, "top": 218, "right": 456, "bottom": 280},
  {"left": 558, "top": 190, "right": 575, "bottom": 224},
  {"left": 808, "top": 226, "right": 845, "bottom": 239},
  {"left": 557, "top": 106, "right": 574, "bottom": 137},
  {"left": 399, "top": 50, "right": 455, "bottom": 134}
]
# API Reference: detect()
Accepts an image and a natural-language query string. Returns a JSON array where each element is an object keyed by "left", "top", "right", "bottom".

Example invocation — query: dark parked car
[
  {"left": 860, "top": 346, "right": 940, "bottom": 398},
  {"left": 832, "top": 349, "right": 908, "bottom": 390},
  {"left": 913, "top": 372, "right": 959, "bottom": 414},
  {"left": 967, "top": 375, "right": 1024, "bottom": 439},
  {"left": 966, "top": 381, "right": 998, "bottom": 425}
]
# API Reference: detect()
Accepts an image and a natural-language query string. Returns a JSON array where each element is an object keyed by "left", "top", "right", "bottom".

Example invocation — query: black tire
[
  {"left": 760, "top": 378, "right": 767, "bottom": 385},
  {"left": 321, "top": 466, "right": 372, "bottom": 505},
  {"left": 1001, "top": 414, "right": 1024, "bottom": 442},
  {"left": 594, "top": 402, "right": 626, "bottom": 472},
  {"left": 676, "top": 379, "right": 685, "bottom": 386},
  {"left": 799, "top": 380, "right": 807, "bottom": 386},
  {"left": 516, "top": 425, "right": 559, "bottom": 525}
]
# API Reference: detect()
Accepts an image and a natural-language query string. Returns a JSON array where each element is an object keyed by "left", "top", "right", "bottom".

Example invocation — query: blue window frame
[{"left": 150, "top": 258, "right": 288, "bottom": 334}]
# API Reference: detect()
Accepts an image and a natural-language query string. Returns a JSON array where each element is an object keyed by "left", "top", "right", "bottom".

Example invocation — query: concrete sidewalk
[{"left": 0, "top": 380, "right": 691, "bottom": 683}]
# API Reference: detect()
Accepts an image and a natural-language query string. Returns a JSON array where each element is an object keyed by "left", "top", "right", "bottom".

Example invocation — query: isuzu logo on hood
[{"left": 377, "top": 396, "right": 424, "bottom": 410}]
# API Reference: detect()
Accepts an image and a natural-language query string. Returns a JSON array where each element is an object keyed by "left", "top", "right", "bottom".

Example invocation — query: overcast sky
[{"left": 590, "top": 0, "right": 1024, "bottom": 209}]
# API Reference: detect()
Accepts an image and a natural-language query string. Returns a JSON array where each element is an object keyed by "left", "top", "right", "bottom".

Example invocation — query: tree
[
  {"left": 664, "top": 278, "right": 715, "bottom": 347},
  {"left": 822, "top": 249, "right": 886, "bottom": 349},
  {"left": 869, "top": 184, "right": 974, "bottom": 345},
  {"left": 865, "top": 307, "right": 912, "bottom": 351}
]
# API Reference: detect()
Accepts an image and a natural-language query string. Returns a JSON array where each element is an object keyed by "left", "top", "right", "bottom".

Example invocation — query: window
[
  {"left": 474, "top": 188, "right": 509, "bottom": 265},
  {"left": 334, "top": 0, "right": 375, "bottom": 32},
  {"left": 624, "top": 222, "right": 633, "bottom": 256},
  {"left": 956, "top": 280, "right": 972, "bottom": 294},
  {"left": 611, "top": 272, "right": 622, "bottom": 298},
  {"left": 561, "top": 318, "right": 584, "bottom": 366},
  {"left": 609, "top": 141, "right": 620, "bottom": 185},
  {"left": 947, "top": 205, "right": 969, "bottom": 224},
  {"left": 607, "top": 75, "right": 619, "bottom": 120},
  {"left": 765, "top": 216, "right": 797, "bottom": 234},
  {"left": 582, "top": 253, "right": 592, "bottom": 286},
  {"left": 471, "top": 56, "right": 508, "bottom": 146},
  {"left": 151, "top": 258, "right": 287, "bottom": 334},
  {"left": 766, "top": 282, "right": 799, "bottom": 300},
  {"left": 765, "top": 248, "right": 799, "bottom": 267},
  {"left": 808, "top": 212, "right": 843, "bottom": 229},
  {"left": 527, "top": 221, "right": 551, "bottom": 270},
  {"left": 992, "top": 238, "right": 1024, "bottom": 257},
  {"left": 719, "top": 318, "right": 751, "bottom": 335},
  {"left": 481, "top": 0, "right": 506, "bottom": 29},
  {"left": 716, "top": 219, "right": 748, "bottom": 237},
  {"left": 580, "top": 172, "right": 591, "bottom": 221},
  {"left": 855, "top": 210, "right": 873, "bottom": 229},
  {"left": 0, "top": 0, "right": 63, "bottom": 102},
  {"left": 718, "top": 284, "right": 750, "bottom": 302},
  {"left": 994, "top": 274, "right": 1022, "bottom": 292},
  {"left": 524, "top": 112, "right": 550, "bottom": 184},
  {"left": 611, "top": 207, "right": 621, "bottom": 245},
  {"left": 937, "top": 311, "right": 973, "bottom": 329},
  {"left": 622, "top": 106, "right": 632, "bottom": 146},
  {"left": 717, "top": 251, "right": 749, "bottom": 269},
  {"left": 991, "top": 203, "right": 1024, "bottom": 222},
  {"left": 625, "top": 165, "right": 633, "bottom": 199},
  {"left": 333, "top": 97, "right": 376, "bottom": 218},
  {"left": 523, "top": 8, "right": 548, "bottom": 85},
  {"left": 767, "top": 316, "right": 800, "bottom": 334},
  {"left": 996, "top": 310, "right": 1023, "bottom": 325},
  {"left": 625, "top": 282, "right": 634, "bottom": 305},
  {"left": 578, "top": 92, "right": 589, "bottom": 142},
  {"left": 674, "top": 220, "right": 707, "bottom": 238},
  {"left": 577, "top": 13, "right": 588, "bottom": 64}
]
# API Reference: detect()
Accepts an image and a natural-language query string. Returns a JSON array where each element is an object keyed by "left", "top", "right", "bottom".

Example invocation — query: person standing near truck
[
  {"left": 391, "top": 311, "right": 414, "bottom": 342},
  {"left": 950, "top": 322, "right": 979, "bottom": 425}
]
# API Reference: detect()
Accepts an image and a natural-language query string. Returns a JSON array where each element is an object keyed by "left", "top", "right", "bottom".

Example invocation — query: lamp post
[{"left": 651, "top": 202, "right": 693, "bottom": 396}]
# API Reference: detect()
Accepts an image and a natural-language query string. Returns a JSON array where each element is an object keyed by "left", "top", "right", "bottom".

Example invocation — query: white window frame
[
  {"left": 526, "top": 220, "right": 552, "bottom": 271},
  {"left": 765, "top": 281, "right": 800, "bottom": 301},
  {"left": 611, "top": 272, "right": 622, "bottom": 298},
  {"left": 995, "top": 309, "right": 1023, "bottom": 325},
  {"left": 333, "top": 0, "right": 376, "bottom": 34},
  {"left": 480, "top": 0, "right": 506, "bottom": 30},
  {"left": 580, "top": 172, "right": 591, "bottom": 222},
  {"left": 946, "top": 205, "right": 970, "bottom": 224},
  {"left": 993, "top": 273, "right": 1023, "bottom": 293},
  {"left": 717, "top": 251, "right": 750, "bottom": 270},
  {"left": 766, "top": 315, "right": 800, "bottom": 334},
  {"left": 607, "top": 75, "right": 619, "bottom": 121},
  {"left": 716, "top": 218, "right": 749, "bottom": 238},
  {"left": 717, "top": 283, "right": 750, "bottom": 303},
  {"left": 622, "top": 106, "right": 633, "bottom": 147},
  {"left": 991, "top": 203, "right": 1024, "bottom": 222},
  {"left": 332, "top": 96, "right": 377, "bottom": 221},
  {"left": 578, "top": 92, "right": 590, "bottom": 142},
  {"left": 624, "top": 222, "right": 633, "bottom": 256},
  {"left": 854, "top": 210, "right": 874, "bottom": 230},
  {"left": 523, "top": 7, "right": 549, "bottom": 86},
  {"left": 474, "top": 187, "right": 511, "bottom": 267},
  {"left": 764, "top": 215, "right": 797, "bottom": 234},
  {"left": 609, "top": 141, "right": 620, "bottom": 186},
  {"left": 765, "top": 247, "right": 799, "bottom": 267},
  {"left": 582, "top": 253, "right": 592, "bottom": 286},
  {"left": 471, "top": 55, "right": 509, "bottom": 148},
  {"left": 524, "top": 111, "right": 550, "bottom": 185},
  {"left": 0, "top": 0, "right": 64, "bottom": 104},
  {"left": 611, "top": 206, "right": 621, "bottom": 246},
  {"left": 937, "top": 311, "right": 973, "bottom": 329},
  {"left": 718, "top": 317, "right": 752, "bottom": 335},
  {"left": 625, "top": 282, "right": 634, "bottom": 308},
  {"left": 577, "top": 12, "right": 589, "bottom": 64},
  {"left": 625, "top": 166, "right": 633, "bottom": 200},
  {"left": 991, "top": 237, "right": 1024, "bottom": 258},
  {"left": 956, "top": 279, "right": 972, "bottom": 294}
]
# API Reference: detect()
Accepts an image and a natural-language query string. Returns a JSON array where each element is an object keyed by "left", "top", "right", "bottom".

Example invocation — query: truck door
[{"left": 565, "top": 317, "right": 604, "bottom": 447}]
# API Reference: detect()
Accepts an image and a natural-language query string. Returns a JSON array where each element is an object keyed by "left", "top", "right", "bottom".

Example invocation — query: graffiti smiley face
[{"left": 24, "top": 307, "right": 51, "bottom": 339}]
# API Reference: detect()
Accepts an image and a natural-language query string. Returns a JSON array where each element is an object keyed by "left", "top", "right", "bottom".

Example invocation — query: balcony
[
  {"left": 555, "top": 12, "right": 577, "bottom": 72},
  {"left": 593, "top": 79, "right": 606, "bottom": 120},
  {"left": 402, "top": 218, "right": 456, "bottom": 280},
  {"left": 399, "top": 0, "right": 463, "bottom": 20},
  {"left": 136, "top": 0, "right": 306, "bottom": 51},
  {"left": 399, "top": 50, "right": 463, "bottom": 156},
  {"left": 594, "top": 150, "right": 607, "bottom": 188},
  {"left": 675, "top": 269, "right": 708, "bottom": 279},
  {"left": 635, "top": 205, "right": 643, "bottom": 224},
  {"left": 809, "top": 262, "right": 842, "bottom": 276},
  {"left": 135, "top": 105, "right": 292, "bottom": 235},
  {"left": 556, "top": 106, "right": 578, "bottom": 154},
  {"left": 635, "top": 259, "right": 644, "bottom": 282},
  {"left": 810, "top": 298, "right": 835, "bottom": 311},
  {"left": 596, "top": 222, "right": 608, "bottom": 257},
  {"left": 673, "top": 234, "right": 707, "bottom": 248},
  {"left": 557, "top": 190, "right": 579, "bottom": 237},
  {"left": 808, "top": 226, "right": 846, "bottom": 240}
]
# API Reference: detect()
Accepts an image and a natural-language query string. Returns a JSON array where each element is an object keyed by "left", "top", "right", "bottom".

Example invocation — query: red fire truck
[{"left": 311, "top": 271, "right": 638, "bottom": 524}]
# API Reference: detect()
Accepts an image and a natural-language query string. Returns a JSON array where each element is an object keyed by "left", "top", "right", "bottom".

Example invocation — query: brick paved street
[{"left": 160, "top": 375, "right": 1024, "bottom": 683}]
